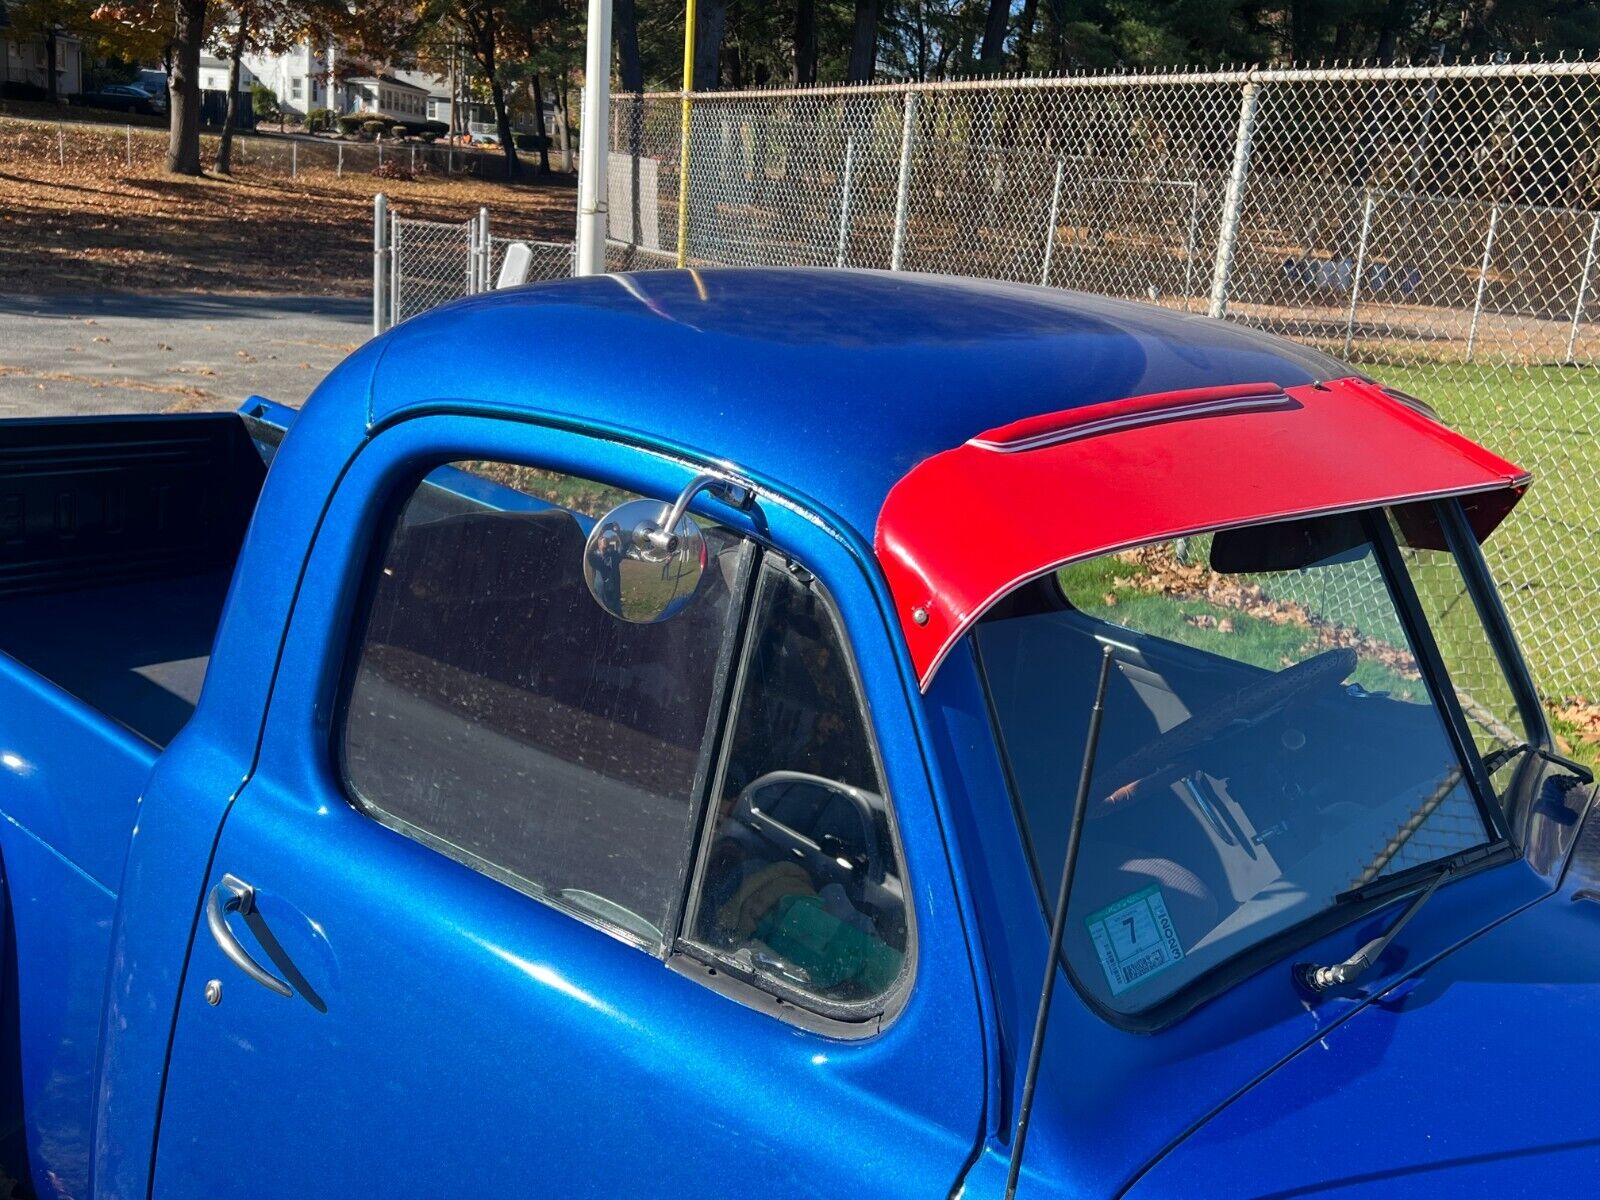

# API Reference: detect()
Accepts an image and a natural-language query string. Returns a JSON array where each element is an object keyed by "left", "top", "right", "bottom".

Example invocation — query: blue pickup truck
[{"left": 0, "top": 269, "right": 1593, "bottom": 1200}]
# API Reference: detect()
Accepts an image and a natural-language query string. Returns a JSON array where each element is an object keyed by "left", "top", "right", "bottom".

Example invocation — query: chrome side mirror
[
  {"left": 583, "top": 473, "right": 756, "bottom": 623},
  {"left": 582, "top": 498, "right": 706, "bottom": 624}
]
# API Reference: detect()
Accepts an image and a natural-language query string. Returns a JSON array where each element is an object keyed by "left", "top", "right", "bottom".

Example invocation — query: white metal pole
[
  {"left": 57, "top": 124, "right": 64, "bottom": 167},
  {"left": 1466, "top": 202, "right": 1500, "bottom": 363},
  {"left": 1182, "top": 181, "right": 1201, "bottom": 309},
  {"left": 125, "top": 125, "right": 132, "bottom": 167},
  {"left": 835, "top": 133, "right": 856, "bottom": 268},
  {"left": 1040, "top": 157, "right": 1065, "bottom": 287},
  {"left": 292, "top": 138, "right": 298, "bottom": 178},
  {"left": 1343, "top": 189, "right": 1377, "bottom": 357},
  {"left": 390, "top": 214, "right": 400, "bottom": 327},
  {"left": 338, "top": 142, "right": 344, "bottom": 177},
  {"left": 891, "top": 91, "right": 918, "bottom": 272},
  {"left": 1566, "top": 211, "right": 1600, "bottom": 364},
  {"left": 373, "top": 193, "right": 388, "bottom": 338},
  {"left": 1208, "top": 81, "right": 1260, "bottom": 319},
  {"left": 574, "top": 0, "right": 614, "bottom": 276},
  {"left": 479, "top": 207, "right": 491, "bottom": 291}
]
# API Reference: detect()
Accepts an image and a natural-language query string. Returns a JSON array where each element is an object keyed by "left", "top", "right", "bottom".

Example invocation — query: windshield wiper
[
  {"left": 1295, "top": 866, "right": 1453, "bottom": 994},
  {"left": 1481, "top": 741, "right": 1593, "bottom": 784}
]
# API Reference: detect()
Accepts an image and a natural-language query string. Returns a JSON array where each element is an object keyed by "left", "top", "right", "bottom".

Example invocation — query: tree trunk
[
  {"left": 1016, "top": 0, "right": 1039, "bottom": 72},
  {"left": 693, "top": 0, "right": 729, "bottom": 90},
  {"left": 793, "top": 0, "right": 816, "bottom": 85},
  {"left": 557, "top": 74, "right": 575, "bottom": 171},
  {"left": 488, "top": 72, "right": 519, "bottom": 178},
  {"left": 167, "top": 0, "right": 207, "bottom": 175},
  {"left": 530, "top": 75, "right": 551, "bottom": 176},
  {"left": 848, "top": 0, "right": 879, "bottom": 84},
  {"left": 979, "top": 0, "right": 1009, "bottom": 73},
  {"left": 44, "top": 29, "right": 58, "bottom": 104},
  {"left": 216, "top": 17, "right": 249, "bottom": 175},
  {"left": 614, "top": 0, "right": 643, "bottom": 92}
]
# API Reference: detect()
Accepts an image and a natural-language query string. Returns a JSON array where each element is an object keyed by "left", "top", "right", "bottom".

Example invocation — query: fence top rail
[{"left": 615, "top": 56, "right": 1600, "bottom": 103}]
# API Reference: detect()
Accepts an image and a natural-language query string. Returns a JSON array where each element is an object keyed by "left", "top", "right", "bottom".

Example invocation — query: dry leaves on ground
[{"left": 0, "top": 137, "right": 576, "bottom": 297}]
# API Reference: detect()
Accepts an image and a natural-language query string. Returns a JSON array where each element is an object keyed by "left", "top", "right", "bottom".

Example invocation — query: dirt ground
[{"left": 0, "top": 124, "right": 577, "bottom": 297}]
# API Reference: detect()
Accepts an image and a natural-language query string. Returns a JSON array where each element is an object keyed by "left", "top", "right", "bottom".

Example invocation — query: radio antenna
[{"left": 1004, "top": 644, "right": 1115, "bottom": 1199}]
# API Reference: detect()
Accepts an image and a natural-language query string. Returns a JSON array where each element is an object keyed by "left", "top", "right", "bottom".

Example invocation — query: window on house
[
  {"left": 291, "top": 78, "right": 303, "bottom": 99},
  {"left": 341, "top": 461, "right": 754, "bottom": 951}
]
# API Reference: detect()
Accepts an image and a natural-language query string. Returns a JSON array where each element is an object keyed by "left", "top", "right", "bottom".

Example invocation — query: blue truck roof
[{"left": 367, "top": 268, "right": 1347, "bottom": 538}]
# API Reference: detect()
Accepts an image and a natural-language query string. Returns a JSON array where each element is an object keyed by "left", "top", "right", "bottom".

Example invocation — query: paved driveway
[{"left": 0, "top": 293, "right": 369, "bottom": 417}]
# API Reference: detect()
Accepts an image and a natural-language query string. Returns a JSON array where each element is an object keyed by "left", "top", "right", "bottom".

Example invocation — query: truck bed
[
  {"left": 0, "top": 408, "right": 278, "bottom": 748},
  {"left": 0, "top": 568, "right": 234, "bottom": 747}
]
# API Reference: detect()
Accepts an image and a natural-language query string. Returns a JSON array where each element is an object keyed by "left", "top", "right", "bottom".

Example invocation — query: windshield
[{"left": 974, "top": 504, "right": 1525, "bottom": 1015}]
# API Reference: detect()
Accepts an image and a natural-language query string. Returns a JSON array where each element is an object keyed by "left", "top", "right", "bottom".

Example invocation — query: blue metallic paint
[
  {"left": 0, "top": 270, "right": 1575, "bottom": 1200},
  {"left": 365, "top": 269, "right": 1347, "bottom": 544},
  {"left": 150, "top": 412, "right": 988, "bottom": 1198},
  {"left": 1127, "top": 791, "right": 1600, "bottom": 1198},
  {"left": 922, "top": 650, "right": 1585, "bottom": 1198}
]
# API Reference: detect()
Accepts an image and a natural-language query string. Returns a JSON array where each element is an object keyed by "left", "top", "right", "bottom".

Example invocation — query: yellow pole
[{"left": 676, "top": 0, "right": 697, "bottom": 268}]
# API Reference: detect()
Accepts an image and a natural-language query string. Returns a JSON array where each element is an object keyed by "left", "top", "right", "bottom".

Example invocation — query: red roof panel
[{"left": 874, "top": 375, "right": 1530, "bottom": 689}]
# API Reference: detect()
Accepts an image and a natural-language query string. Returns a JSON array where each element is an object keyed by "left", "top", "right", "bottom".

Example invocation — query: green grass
[
  {"left": 1058, "top": 557, "right": 1427, "bottom": 701},
  {"left": 1364, "top": 362, "right": 1600, "bottom": 699}
]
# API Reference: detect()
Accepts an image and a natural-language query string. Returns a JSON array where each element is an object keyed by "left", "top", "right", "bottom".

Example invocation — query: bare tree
[
  {"left": 849, "top": 0, "right": 879, "bottom": 83},
  {"left": 613, "top": 0, "right": 642, "bottom": 91},
  {"left": 978, "top": 0, "right": 1008, "bottom": 72},
  {"left": 793, "top": 0, "right": 816, "bottom": 85}
]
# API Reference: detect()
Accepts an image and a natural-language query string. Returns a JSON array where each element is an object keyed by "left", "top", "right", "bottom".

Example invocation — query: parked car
[
  {"left": 0, "top": 270, "right": 1592, "bottom": 1200},
  {"left": 75, "top": 82, "right": 160, "bottom": 114}
]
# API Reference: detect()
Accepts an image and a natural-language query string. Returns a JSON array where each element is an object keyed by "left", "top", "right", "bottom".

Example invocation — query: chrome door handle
[{"left": 206, "top": 873, "right": 292, "bottom": 997}]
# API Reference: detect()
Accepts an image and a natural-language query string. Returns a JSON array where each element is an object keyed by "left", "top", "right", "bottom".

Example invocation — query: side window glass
[
  {"left": 688, "top": 565, "right": 909, "bottom": 1008},
  {"left": 342, "top": 461, "right": 749, "bottom": 950}
]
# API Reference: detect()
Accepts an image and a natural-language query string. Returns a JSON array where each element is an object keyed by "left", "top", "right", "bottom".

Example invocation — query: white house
[
  {"left": 345, "top": 74, "right": 429, "bottom": 123},
  {"left": 1, "top": 30, "right": 82, "bottom": 97},
  {"left": 240, "top": 42, "right": 336, "bottom": 117},
  {"left": 197, "top": 55, "right": 254, "bottom": 96}
]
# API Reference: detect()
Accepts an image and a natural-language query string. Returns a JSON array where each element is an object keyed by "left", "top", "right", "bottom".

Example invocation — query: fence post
[
  {"left": 478, "top": 207, "right": 491, "bottom": 292},
  {"left": 373, "top": 193, "right": 389, "bottom": 338},
  {"left": 891, "top": 90, "right": 919, "bottom": 272},
  {"left": 410, "top": 145, "right": 416, "bottom": 174},
  {"left": 338, "top": 143, "right": 344, "bottom": 177},
  {"left": 291, "top": 139, "right": 298, "bottom": 178},
  {"left": 125, "top": 125, "right": 132, "bottom": 167},
  {"left": 1182, "top": 183, "right": 1201, "bottom": 309},
  {"left": 1039, "top": 157, "right": 1066, "bottom": 287},
  {"left": 834, "top": 133, "right": 856, "bottom": 269},
  {"left": 378, "top": 141, "right": 384, "bottom": 169},
  {"left": 390, "top": 211, "right": 400, "bottom": 327},
  {"left": 1342, "top": 189, "right": 1377, "bottom": 358},
  {"left": 1465, "top": 202, "right": 1501, "bottom": 363},
  {"left": 1207, "top": 80, "right": 1260, "bottom": 319},
  {"left": 1566, "top": 211, "right": 1600, "bottom": 364},
  {"left": 57, "top": 124, "right": 64, "bottom": 167},
  {"left": 448, "top": 144, "right": 455, "bottom": 174}
]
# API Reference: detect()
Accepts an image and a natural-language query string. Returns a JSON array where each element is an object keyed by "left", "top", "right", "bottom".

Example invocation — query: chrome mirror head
[{"left": 583, "top": 498, "right": 707, "bottom": 623}]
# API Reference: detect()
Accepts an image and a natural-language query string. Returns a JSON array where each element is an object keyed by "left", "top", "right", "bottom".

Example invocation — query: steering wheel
[{"left": 1094, "top": 647, "right": 1357, "bottom": 814}]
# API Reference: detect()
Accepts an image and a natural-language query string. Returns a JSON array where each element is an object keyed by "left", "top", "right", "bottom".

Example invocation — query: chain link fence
[
  {"left": 0, "top": 112, "right": 520, "bottom": 180},
  {"left": 376, "top": 203, "right": 577, "bottom": 328},
  {"left": 588, "top": 63, "right": 1600, "bottom": 701}
]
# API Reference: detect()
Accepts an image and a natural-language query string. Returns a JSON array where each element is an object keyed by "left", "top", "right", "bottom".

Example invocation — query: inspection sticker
[{"left": 1085, "top": 885, "right": 1185, "bottom": 996}]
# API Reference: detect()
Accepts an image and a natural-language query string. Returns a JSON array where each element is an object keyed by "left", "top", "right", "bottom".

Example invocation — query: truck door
[{"left": 150, "top": 415, "right": 984, "bottom": 1199}]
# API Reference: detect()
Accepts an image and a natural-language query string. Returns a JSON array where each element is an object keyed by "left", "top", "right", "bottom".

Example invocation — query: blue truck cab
[{"left": 0, "top": 269, "right": 1593, "bottom": 1199}]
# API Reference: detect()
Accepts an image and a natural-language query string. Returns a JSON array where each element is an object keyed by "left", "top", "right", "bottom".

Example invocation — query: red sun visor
[{"left": 875, "top": 376, "right": 1530, "bottom": 689}]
